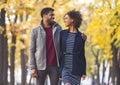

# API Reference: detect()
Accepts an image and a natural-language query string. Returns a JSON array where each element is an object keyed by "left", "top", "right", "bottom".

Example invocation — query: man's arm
[
  {"left": 30, "top": 29, "right": 38, "bottom": 78},
  {"left": 30, "top": 29, "right": 37, "bottom": 69}
]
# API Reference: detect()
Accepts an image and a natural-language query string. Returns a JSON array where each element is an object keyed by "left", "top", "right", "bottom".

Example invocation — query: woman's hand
[{"left": 81, "top": 74, "right": 86, "bottom": 80}]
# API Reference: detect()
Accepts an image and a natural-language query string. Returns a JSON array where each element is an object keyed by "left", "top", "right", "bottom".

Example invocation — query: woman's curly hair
[{"left": 65, "top": 10, "right": 82, "bottom": 29}]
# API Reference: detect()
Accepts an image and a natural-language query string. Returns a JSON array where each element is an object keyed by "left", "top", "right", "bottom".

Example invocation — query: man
[{"left": 30, "top": 7, "right": 87, "bottom": 85}]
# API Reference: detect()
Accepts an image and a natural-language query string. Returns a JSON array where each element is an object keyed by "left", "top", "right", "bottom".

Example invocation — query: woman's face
[{"left": 64, "top": 14, "right": 73, "bottom": 27}]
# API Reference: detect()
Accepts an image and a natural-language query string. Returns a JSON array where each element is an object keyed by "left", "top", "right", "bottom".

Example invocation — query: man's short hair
[{"left": 41, "top": 7, "right": 54, "bottom": 18}]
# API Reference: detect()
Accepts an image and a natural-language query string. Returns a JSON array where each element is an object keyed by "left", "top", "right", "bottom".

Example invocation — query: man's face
[{"left": 44, "top": 11, "right": 55, "bottom": 24}]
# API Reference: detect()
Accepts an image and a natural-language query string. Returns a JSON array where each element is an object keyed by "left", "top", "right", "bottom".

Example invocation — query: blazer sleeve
[
  {"left": 82, "top": 39, "right": 86, "bottom": 75},
  {"left": 59, "top": 31, "right": 62, "bottom": 64},
  {"left": 30, "top": 29, "right": 37, "bottom": 69}
]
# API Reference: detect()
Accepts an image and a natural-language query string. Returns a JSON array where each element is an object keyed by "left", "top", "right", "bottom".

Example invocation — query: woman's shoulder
[
  {"left": 60, "top": 29, "right": 68, "bottom": 34},
  {"left": 77, "top": 30, "right": 82, "bottom": 34}
]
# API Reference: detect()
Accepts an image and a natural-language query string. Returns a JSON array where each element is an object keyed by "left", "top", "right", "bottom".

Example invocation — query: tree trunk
[
  {"left": 108, "top": 66, "right": 111, "bottom": 84},
  {"left": 116, "top": 48, "right": 120, "bottom": 85},
  {"left": 117, "top": 70, "right": 120, "bottom": 85},
  {"left": 20, "top": 13, "right": 28, "bottom": 85},
  {"left": 10, "top": 35, "right": 16, "bottom": 85},
  {"left": 21, "top": 48, "right": 27, "bottom": 85},
  {"left": 111, "top": 43, "right": 120, "bottom": 85},
  {"left": 91, "top": 47, "right": 100, "bottom": 85},
  {"left": 3, "top": 24, "right": 8, "bottom": 85},
  {"left": 102, "top": 61, "right": 106, "bottom": 84},
  {"left": 117, "top": 47, "right": 120, "bottom": 85},
  {"left": 96, "top": 57, "right": 100, "bottom": 85},
  {"left": 0, "top": 8, "right": 8, "bottom": 85},
  {"left": 52, "top": 0, "right": 56, "bottom": 7},
  {"left": 0, "top": 28, "right": 4, "bottom": 85}
]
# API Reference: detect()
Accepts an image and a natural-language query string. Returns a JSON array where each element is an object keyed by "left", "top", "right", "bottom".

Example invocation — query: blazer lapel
[{"left": 62, "top": 30, "right": 68, "bottom": 52}]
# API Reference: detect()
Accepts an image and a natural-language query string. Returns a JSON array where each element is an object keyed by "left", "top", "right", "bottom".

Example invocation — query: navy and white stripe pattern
[
  {"left": 62, "top": 32, "right": 81, "bottom": 85},
  {"left": 64, "top": 32, "right": 75, "bottom": 70}
]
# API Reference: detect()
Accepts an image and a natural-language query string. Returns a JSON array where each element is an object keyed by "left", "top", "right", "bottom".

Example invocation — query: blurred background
[{"left": 0, "top": 0, "right": 120, "bottom": 85}]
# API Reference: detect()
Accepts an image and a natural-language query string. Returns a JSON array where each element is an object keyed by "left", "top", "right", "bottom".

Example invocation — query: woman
[{"left": 59, "top": 10, "right": 86, "bottom": 85}]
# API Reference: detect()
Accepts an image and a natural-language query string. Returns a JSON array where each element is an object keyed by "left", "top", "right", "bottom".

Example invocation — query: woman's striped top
[{"left": 64, "top": 32, "right": 76, "bottom": 70}]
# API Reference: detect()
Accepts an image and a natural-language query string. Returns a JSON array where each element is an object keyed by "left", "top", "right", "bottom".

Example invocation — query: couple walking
[{"left": 30, "top": 7, "right": 86, "bottom": 85}]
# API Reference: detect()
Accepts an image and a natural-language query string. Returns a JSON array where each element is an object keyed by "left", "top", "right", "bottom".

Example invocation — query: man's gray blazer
[{"left": 30, "top": 21, "right": 62, "bottom": 70}]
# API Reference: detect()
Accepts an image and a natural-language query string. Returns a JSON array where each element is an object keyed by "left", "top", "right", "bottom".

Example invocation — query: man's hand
[
  {"left": 81, "top": 75, "right": 86, "bottom": 80},
  {"left": 81, "top": 33, "right": 87, "bottom": 40},
  {"left": 31, "top": 68, "right": 38, "bottom": 78}
]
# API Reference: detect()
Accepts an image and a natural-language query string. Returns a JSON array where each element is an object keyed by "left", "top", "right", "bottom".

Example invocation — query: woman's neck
[{"left": 69, "top": 26, "right": 77, "bottom": 33}]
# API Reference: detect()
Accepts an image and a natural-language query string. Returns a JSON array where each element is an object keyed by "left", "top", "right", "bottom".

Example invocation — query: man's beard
[{"left": 48, "top": 20, "right": 55, "bottom": 26}]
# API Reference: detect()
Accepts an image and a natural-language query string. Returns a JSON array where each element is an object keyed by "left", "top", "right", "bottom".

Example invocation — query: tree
[
  {"left": 1, "top": 0, "right": 94, "bottom": 84},
  {"left": 0, "top": 8, "right": 8, "bottom": 85},
  {"left": 86, "top": 0, "right": 120, "bottom": 84}
]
